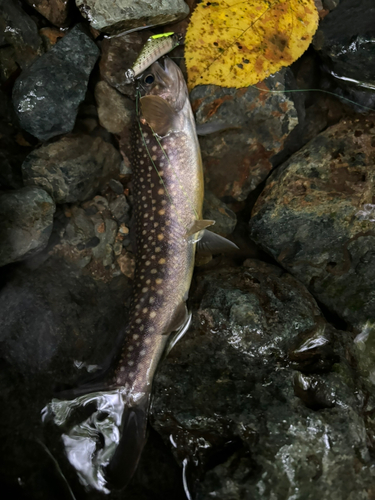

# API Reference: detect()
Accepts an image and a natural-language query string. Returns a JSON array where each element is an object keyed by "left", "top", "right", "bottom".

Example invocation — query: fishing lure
[{"left": 124, "top": 32, "right": 182, "bottom": 83}]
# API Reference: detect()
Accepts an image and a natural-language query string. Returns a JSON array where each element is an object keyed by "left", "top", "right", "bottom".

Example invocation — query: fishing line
[
  {"left": 251, "top": 87, "right": 375, "bottom": 112},
  {"left": 149, "top": 127, "right": 200, "bottom": 221},
  {"left": 135, "top": 89, "right": 188, "bottom": 230}
]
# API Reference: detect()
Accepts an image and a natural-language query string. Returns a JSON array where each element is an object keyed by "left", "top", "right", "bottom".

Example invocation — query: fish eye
[{"left": 144, "top": 74, "right": 155, "bottom": 85}]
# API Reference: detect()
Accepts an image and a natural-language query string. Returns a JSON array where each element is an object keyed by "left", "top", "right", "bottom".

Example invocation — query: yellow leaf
[{"left": 185, "top": 0, "right": 319, "bottom": 90}]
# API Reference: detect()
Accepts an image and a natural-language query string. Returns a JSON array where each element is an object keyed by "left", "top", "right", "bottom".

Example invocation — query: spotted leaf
[{"left": 185, "top": 0, "right": 319, "bottom": 89}]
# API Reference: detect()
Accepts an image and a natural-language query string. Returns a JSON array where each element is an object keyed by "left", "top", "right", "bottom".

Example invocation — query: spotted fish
[{"left": 44, "top": 57, "right": 237, "bottom": 494}]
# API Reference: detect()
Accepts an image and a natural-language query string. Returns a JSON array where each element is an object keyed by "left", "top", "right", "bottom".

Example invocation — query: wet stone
[
  {"left": 0, "top": 89, "right": 32, "bottom": 190},
  {"left": 203, "top": 190, "right": 237, "bottom": 237},
  {"left": 12, "top": 25, "right": 99, "bottom": 141},
  {"left": 76, "top": 0, "right": 189, "bottom": 35},
  {"left": 0, "top": 186, "right": 55, "bottom": 267},
  {"left": 314, "top": 0, "right": 375, "bottom": 84},
  {"left": 25, "top": 0, "right": 70, "bottom": 27},
  {"left": 0, "top": 0, "right": 42, "bottom": 83},
  {"left": 151, "top": 260, "right": 374, "bottom": 499},
  {"left": 249, "top": 115, "right": 375, "bottom": 331},
  {"left": 109, "top": 194, "right": 130, "bottom": 223},
  {"left": 22, "top": 135, "right": 122, "bottom": 204},
  {"left": 95, "top": 80, "right": 135, "bottom": 135},
  {"left": 191, "top": 69, "right": 300, "bottom": 201}
]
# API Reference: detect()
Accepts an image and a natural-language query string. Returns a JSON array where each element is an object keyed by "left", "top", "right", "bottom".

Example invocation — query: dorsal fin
[{"left": 140, "top": 95, "right": 177, "bottom": 136}]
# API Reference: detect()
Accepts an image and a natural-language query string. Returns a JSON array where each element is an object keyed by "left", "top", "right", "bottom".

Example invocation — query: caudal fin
[
  {"left": 43, "top": 390, "right": 150, "bottom": 493},
  {"left": 105, "top": 400, "right": 149, "bottom": 489}
]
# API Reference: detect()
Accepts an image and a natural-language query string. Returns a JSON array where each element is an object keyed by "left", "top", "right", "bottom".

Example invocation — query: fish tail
[
  {"left": 42, "top": 386, "right": 151, "bottom": 493},
  {"left": 105, "top": 395, "right": 149, "bottom": 489}
]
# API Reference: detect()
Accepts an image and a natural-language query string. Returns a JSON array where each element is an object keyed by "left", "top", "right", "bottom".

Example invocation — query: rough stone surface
[
  {"left": 152, "top": 260, "right": 375, "bottom": 500},
  {"left": 22, "top": 135, "right": 122, "bottom": 203},
  {"left": 249, "top": 115, "right": 375, "bottom": 331},
  {"left": 0, "top": 89, "right": 32, "bottom": 190},
  {"left": 0, "top": 0, "right": 42, "bottom": 83},
  {"left": 203, "top": 190, "right": 237, "bottom": 237},
  {"left": 0, "top": 186, "right": 55, "bottom": 267},
  {"left": 314, "top": 0, "right": 375, "bottom": 83},
  {"left": 12, "top": 25, "right": 99, "bottom": 141},
  {"left": 191, "top": 69, "right": 300, "bottom": 202},
  {"left": 95, "top": 80, "right": 135, "bottom": 135},
  {"left": 25, "top": 0, "right": 70, "bottom": 27},
  {"left": 50, "top": 187, "right": 132, "bottom": 281},
  {"left": 75, "top": 0, "right": 189, "bottom": 34}
]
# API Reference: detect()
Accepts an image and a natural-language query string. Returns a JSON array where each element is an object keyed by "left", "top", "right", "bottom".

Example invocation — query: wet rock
[
  {"left": 52, "top": 189, "right": 131, "bottom": 280},
  {"left": 191, "top": 69, "right": 300, "bottom": 201},
  {"left": 314, "top": 0, "right": 375, "bottom": 84},
  {"left": 249, "top": 115, "right": 375, "bottom": 331},
  {"left": 95, "top": 80, "right": 135, "bottom": 135},
  {"left": 109, "top": 194, "right": 130, "bottom": 223},
  {"left": 152, "top": 260, "right": 374, "bottom": 499},
  {"left": 76, "top": 0, "right": 189, "bottom": 35},
  {"left": 0, "top": 0, "right": 42, "bottom": 83},
  {"left": 99, "top": 30, "right": 152, "bottom": 98},
  {"left": 0, "top": 186, "right": 55, "bottom": 267},
  {"left": 39, "top": 27, "right": 66, "bottom": 50},
  {"left": 25, "top": 0, "right": 70, "bottom": 27},
  {"left": 0, "top": 257, "right": 129, "bottom": 377},
  {"left": 203, "top": 190, "right": 237, "bottom": 237},
  {"left": 117, "top": 251, "right": 135, "bottom": 279},
  {"left": 0, "top": 89, "right": 32, "bottom": 189},
  {"left": 322, "top": 0, "right": 340, "bottom": 9},
  {"left": 22, "top": 135, "right": 122, "bottom": 203},
  {"left": 12, "top": 25, "right": 99, "bottom": 141}
]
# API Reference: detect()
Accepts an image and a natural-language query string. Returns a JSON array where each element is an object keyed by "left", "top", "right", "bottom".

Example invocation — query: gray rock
[
  {"left": 0, "top": 89, "right": 31, "bottom": 190},
  {"left": 203, "top": 190, "right": 236, "bottom": 237},
  {"left": 95, "top": 80, "right": 135, "bottom": 135},
  {"left": 0, "top": 0, "right": 42, "bottom": 83},
  {"left": 25, "top": 0, "right": 70, "bottom": 27},
  {"left": 109, "top": 194, "right": 130, "bottom": 223},
  {"left": 75, "top": 0, "right": 189, "bottom": 35},
  {"left": 0, "top": 186, "right": 55, "bottom": 266},
  {"left": 191, "top": 69, "right": 300, "bottom": 201},
  {"left": 249, "top": 116, "right": 375, "bottom": 331},
  {"left": 314, "top": 0, "right": 375, "bottom": 84},
  {"left": 22, "top": 135, "right": 122, "bottom": 203},
  {"left": 152, "top": 260, "right": 375, "bottom": 499},
  {"left": 12, "top": 25, "right": 99, "bottom": 141},
  {"left": 323, "top": 0, "right": 340, "bottom": 9}
]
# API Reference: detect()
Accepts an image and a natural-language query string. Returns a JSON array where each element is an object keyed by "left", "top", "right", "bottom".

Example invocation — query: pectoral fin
[
  {"left": 140, "top": 95, "right": 177, "bottom": 136},
  {"left": 197, "top": 230, "right": 239, "bottom": 255}
]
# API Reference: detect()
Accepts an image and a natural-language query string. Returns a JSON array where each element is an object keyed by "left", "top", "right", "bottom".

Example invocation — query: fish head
[{"left": 139, "top": 58, "right": 188, "bottom": 113}]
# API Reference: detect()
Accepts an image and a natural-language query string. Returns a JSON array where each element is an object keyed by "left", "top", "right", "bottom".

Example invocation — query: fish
[
  {"left": 43, "top": 57, "right": 237, "bottom": 494},
  {"left": 124, "top": 32, "right": 182, "bottom": 83}
]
